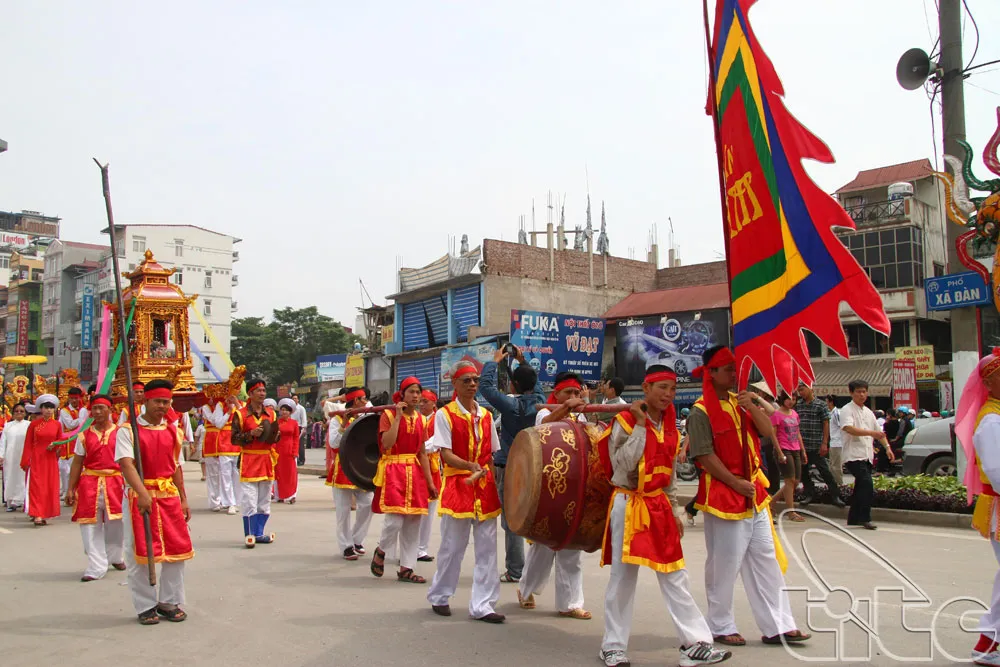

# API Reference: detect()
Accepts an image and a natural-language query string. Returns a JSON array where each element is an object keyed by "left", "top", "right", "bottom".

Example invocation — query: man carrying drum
[
  {"left": 328, "top": 387, "right": 375, "bottom": 561},
  {"left": 598, "top": 365, "right": 731, "bottom": 667},
  {"left": 516, "top": 371, "right": 591, "bottom": 620}
]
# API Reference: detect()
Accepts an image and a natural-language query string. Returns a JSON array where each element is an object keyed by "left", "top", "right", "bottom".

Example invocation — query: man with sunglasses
[{"left": 427, "top": 362, "right": 505, "bottom": 623}]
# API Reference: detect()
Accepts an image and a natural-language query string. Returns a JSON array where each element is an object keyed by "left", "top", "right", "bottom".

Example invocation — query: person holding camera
[{"left": 479, "top": 344, "right": 546, "bottom": 584}]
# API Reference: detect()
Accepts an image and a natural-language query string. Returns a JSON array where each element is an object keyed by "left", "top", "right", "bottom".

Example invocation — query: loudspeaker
[{"left": 896, "top": 47, "right": 933, "bottom": 91}]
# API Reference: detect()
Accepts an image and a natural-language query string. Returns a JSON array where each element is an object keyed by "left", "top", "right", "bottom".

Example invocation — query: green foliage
[
  {"left": 872, "top": 475, "right": 967, "bottom": 498},
  {"left": 231, "top": 307, "right": 362, "bottom": 386}
]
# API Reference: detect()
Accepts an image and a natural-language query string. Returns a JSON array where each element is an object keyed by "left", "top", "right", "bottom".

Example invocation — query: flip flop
[
  {"left": 558, "top": 608, "right": 592, "bottom": 620},
  {"left": 762, "top": 630, "right": 811, "bottom": 645},
  {"left": 713, "top": 634, "right": 746, "bottom": 646},
  {"left": 517, "top": 590, "right": 536, "bottom": 610}
]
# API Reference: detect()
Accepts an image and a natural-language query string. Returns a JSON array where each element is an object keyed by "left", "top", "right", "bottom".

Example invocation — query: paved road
[{"left": 0, "top": 463, "right": 991, "bottom": 667}]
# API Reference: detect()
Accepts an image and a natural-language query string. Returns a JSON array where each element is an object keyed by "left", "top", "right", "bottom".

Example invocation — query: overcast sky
[{"left": 2, "top": 1, "right": 998, "bottom": 326}]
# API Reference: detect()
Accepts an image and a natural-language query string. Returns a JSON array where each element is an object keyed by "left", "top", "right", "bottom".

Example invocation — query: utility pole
[{"left": 939, "top": 0, "right": 977, "bottom": 352}]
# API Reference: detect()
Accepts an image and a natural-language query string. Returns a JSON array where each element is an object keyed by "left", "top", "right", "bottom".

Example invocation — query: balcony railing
[{"left": 843, "top": 199, "right": 907, "bottom": 227}]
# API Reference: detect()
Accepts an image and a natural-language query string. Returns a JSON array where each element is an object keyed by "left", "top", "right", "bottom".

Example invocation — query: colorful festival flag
[{"left": 706, "top": 0, "right": 889, "bottom": 392}]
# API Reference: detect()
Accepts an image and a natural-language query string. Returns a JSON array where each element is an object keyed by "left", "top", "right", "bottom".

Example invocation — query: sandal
[
  {"left": 397, "top": 567, "right": 426, "bottom": 584},
  {"left": 32, "top": 519, "right": 44, "bottom": 527},
  {"left": 288, "top": 498, "right": 296, "bottom": 505},
  {"left": 713, "top": 634, "right": 746, "bottom": 646},
  {"left": 137, "top": 608, "right": 160, "bottom": 625},
  {"left": 787, "top": 512, "right": 807, "bottom": 522},
  {"left": 156, "top": 605, "right": 187, "bottom": 622},
  {"left": 370, "top": 547, "right": 385, "bottom": 578},
  {"left": 500, "top": 572, "right": 520, "bottom": 583},
  {"left": 762, "top": 630, "right": 811, "bottom": 645},
  {"left": 558, "top": 608, "right": 592, "bottom": 620},
  {"left": 517, "top": 590, "right": 536, "bottom": 609}
]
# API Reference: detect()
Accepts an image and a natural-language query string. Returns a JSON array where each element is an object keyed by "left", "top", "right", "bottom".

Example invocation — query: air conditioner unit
[{"left": 231, "top": 301, "right": 238, "bottom": 311}]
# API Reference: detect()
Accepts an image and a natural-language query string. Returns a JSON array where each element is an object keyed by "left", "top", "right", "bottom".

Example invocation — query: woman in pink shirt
[{"left": 771, "top": 392, "right": 807, "bottom": 521}]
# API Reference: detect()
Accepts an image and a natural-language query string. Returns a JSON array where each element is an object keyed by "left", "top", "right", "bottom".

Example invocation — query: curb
[
  {"left": 676, "top": 495, "right": 974, "bottom": 530},
  {"left": 298, "top": 465, "right": 326, "bottom": 476}
]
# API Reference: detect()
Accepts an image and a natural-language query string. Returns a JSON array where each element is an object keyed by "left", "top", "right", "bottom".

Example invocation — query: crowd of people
[{"left": 3, "top": 343, "right": 999, "bottom": 666}]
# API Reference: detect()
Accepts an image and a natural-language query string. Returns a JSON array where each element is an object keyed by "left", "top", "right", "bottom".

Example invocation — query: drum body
[
  {"left": 340, "top": 413, "right": 380, "bottom": 492},
  {"left": 504, "top": 419, "right": 612, "bottom": 552}
]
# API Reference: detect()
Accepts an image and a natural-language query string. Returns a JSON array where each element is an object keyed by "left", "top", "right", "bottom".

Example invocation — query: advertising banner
[
  {"left": 81, "top": 284, "right": 95, "bottom": 350},
  {"left": 316, "top": 353, "right": 347, "bottom": 382},
  {"left": 892, "top": 359, "right": 918, "bottom": 411},
  {"left": 440, "top": 341, "right": 498, "bottom": 399},
  {"left": 894, "top": 345, "right": 935, "bottom": 382},
  {"left": 301, "top": 362, "right": 318, "bottom": 383},
  {"left": 509, "top": 310, "right": 605, "bottom": 384},
  {"left": 16, "top": 300, "right": 29, "bottom": 355},
  {"left": 345, "top": 353, "right": 366, "bottom": 387},
  {"left": 614, "top": 309, "right": 730, "bottom": 385}
]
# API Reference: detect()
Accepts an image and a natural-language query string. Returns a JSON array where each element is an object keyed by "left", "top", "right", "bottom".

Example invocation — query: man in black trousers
[{"left": 795, "top": 382, "right": 846, "bottom": 507}]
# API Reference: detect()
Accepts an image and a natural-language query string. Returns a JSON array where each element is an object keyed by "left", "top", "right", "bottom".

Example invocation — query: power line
[{"left": 961, "top": 0, "right": 979, "bottom": 69}]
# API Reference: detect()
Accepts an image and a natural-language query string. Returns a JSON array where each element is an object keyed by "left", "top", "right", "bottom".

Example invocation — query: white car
[
  {"left": 655, "top": 348, "right": 702, "bottom": 379},
  {"left": 902, "top": 416, "right": 956, "bottom": 477}
]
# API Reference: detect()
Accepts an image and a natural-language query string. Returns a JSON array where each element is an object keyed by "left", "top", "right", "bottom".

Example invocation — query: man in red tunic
[
  {"left": 328, "top": 387, "right": 375, "bottom": 560},
  {"left": 231, "top": 378, "right": 278, "bottom": 547},
  {"left": 369, "top": 377, "right": 437, "bottom": 583},
  {"left": 418, "top": 389, "right": 440, "bottom": 562},
  {"left": 426, "top": 362, "right": 505, "bottom": 623},
  {"left": 66, "top": 395, "right": 125, "bottom": 581},
  {"left": 59, "top": 386, "right": 89, "bottom": 499},
  {"left": 116, "top": 379, "right": 193, "bottom": 625},
  {"left": 20, "top": 394, "right": 63, "bottom": 526},
  {"left": 598, "top": 366, "right": 730, "bottom": 667},
  {"left": 274, "top": 398, "right": 301, "bottom": 503}
]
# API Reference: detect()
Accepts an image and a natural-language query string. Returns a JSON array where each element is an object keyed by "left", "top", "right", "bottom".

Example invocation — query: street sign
[
  {"left": 81, "top": 284, "right": 95, "bottom": 350},
  {"left": 924, "top": 271, "right": 992, "bottom": 311}
]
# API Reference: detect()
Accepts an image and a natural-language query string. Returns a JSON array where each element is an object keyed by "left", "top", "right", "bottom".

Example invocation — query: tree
[{"left": 231, "top": 307, "right": 360, "bottom": 385}]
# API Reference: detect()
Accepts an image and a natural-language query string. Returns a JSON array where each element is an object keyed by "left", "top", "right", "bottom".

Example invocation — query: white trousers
[
  {"left": 122, "top": 501, "right": 185, "bottom": 614},
  {"left": 519, "top": 543, "right": 585, "bottom": 612},
  {"left": 418, "top": 500, "right": 437, "bottom": 557},
  {"left": 79, "top": 494, "right": 125, "bottom": 579},
  {"left": 59, "top": 458, "right": 71, "bottom": 496},
  {"left": 427, "top": 515, "right": 500, "bottom": 618},
  {"left": 979, "top": 538, "right": 1000, "bottom": 639},
  {"left": 379, "top": 513, "right": 421, "bottom": 570},
  {"left": 703, "top": 510, "right": 797, "bottom": 637},
  {"left": 241, "top": 481, "right": 272, "bottom": 517},
  {"left": 218, "top": 456, "right": 239, "bottom": 508},
  {"left": 333, "top": 487, "right": 374, "bottom": 551},
  {"left": 602, "top": 493, "right": 711, "bottom": 652},
  {"left": 204, "top": 457, "right": 222, "bottom": 510}
]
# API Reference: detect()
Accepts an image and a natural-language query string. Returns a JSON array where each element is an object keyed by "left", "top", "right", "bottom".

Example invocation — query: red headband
[
  {"left": 247, "top": 380, "right": 265, "bottom": 392},
  {"left": 90, "top": 397, "right": 113, "bottom": 409},
  {"left": 422, "top": 389, "right": 438, "bottom": 402},
  {"left": 145, "top": 387, "right": 172, "bottom": 401},
  {"left": 547, "top": 378, "right": 582, "bottom": 404},
  {"left": 132, "top": 382, "right": 145, "bottom": 390},
  {"left": 344, "top": 389, "right": 366, "bottom": 404},
  {"left": 453, "top": 365, "right": 477, "bottom": 382},
  {"left": 393, "top": 376, "right": 421, "bottom": 403},
  {"left": 644, "top": 369, "right": 677, "bottom": 384},
  {"left": 692, "top": 347, "right": 736, "bottom": 379}
]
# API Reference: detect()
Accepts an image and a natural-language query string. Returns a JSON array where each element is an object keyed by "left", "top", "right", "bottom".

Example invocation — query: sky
[{"left": 1, "top": 1, "right": 998, "bottom": 327}]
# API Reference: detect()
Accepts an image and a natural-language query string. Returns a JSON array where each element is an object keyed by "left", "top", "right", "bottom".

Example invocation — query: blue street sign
[
  {"left": 81, "top": 284, "right": 95, "bottom": 349},
  {"left": 924, "top": 272, "right": 992, "bottom": 311}
]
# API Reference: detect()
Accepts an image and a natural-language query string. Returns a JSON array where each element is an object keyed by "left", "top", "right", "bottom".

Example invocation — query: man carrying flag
[{"left": 688, "top": 345, "right": 808, "bottom": 647}]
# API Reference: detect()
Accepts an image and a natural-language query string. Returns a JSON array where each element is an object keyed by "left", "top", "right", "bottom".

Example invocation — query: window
[
  {"left": 128, "top": 263, "right": 135, "bottom": 271},
  {"left": 203, "top": 355, "right": 211, "bottom": 373},
  {"left": 115, "top": 239, "right": 124, "bottom": 257},
  {"left": 933, "top": 262, "right": 945, "bottom": 278},
  {"left": 837, "top": 225, "right": 923, "bottom": 290},
  {"left": 203, "top": 332, "right": 210, "bottom": 344},
  {"left": 890, "top": 320, "right": 911, "bottom": 348},
  {"left": 204, "top": 271, "right": 213, "bottom": 289},
  {"left": 0, "top": 256, "right": 8, "bottom": 269},
  {"left": 174, "top": 271, "right": 183, "bottom": 286},
  {"left": 843, "top": 323, "right": 890, "bottom": 356},
  {"left": 804, "top": 330, "right": 823, "bottom": 358},
  {"left": 133, "top": 236, "right": 146, "bottom": 252},
  {"left": 203, "top": 300, "right": 212, "bottom": 316}
]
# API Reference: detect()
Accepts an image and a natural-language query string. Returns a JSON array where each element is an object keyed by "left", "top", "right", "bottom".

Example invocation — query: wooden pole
[{"left": 93, "top": 159, "right": 157, "bottom": 586}]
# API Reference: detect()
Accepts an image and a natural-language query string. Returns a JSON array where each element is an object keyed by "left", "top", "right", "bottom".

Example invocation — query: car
[
  {"left": 655, "top": 348, "right": 702, "bottom": 379},
  {"left": 901, "top": 416, "right": 957, "bottom": 477}
]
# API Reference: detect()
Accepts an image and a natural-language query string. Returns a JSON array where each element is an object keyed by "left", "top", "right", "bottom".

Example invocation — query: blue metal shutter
[
  {"left": 421, "top": 295, "right": 449, "bottom": 347},
  {"left": 452, "top": 285, "right": 481, "bottom": 343},
  {"left": 402, "top": 302, "right": 429, "bottom": 351},
  {"left": 395, "top": 355, "right": 440, "bottom": 394}
]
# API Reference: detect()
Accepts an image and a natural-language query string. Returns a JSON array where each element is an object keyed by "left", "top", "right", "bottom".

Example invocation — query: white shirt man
[
  {"left": 839, "top": 383, "right": 890, "bottom": 530},
  {"left": 827, "top": 401, "right": 844, "bottom": 486}
]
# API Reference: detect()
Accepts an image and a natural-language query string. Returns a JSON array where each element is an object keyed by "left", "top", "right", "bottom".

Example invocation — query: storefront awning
[{"left": 809, "top": 357, "right": 894, "bottom": 398}]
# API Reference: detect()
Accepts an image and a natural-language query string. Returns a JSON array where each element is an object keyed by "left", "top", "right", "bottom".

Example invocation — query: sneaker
[
  {"left": 679, "top": 642, "right": 732, "bottom": 666},
  {"left": 599, "top": 649, "right": 631, "bottom": 667},
  {"left": 974, "top": 649, "right": 1000, "bottom": 666},
  {"left": 227, "top": 506, "right": 239, "bottom": 515},
  {"left": 354, "top": 544, "right": 366, "bottom": 555},
  {"left": 343, "top": 547, "right": 359, "bottom": 561}
]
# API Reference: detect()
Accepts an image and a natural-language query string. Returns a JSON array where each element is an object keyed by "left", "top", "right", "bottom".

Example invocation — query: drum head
[
  {"left": 340, "top": 413, "right": 380, "bottom": 492},
  {"left": 504, "top": 427, "right": 543, "bottom": 536}
]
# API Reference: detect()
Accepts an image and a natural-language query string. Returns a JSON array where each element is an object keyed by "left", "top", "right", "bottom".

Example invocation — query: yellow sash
[
  {"left": 141, "top": 477, "right": 179, "bottom": 497},
  {"left": 82, "top": 469, "right": 119, "bottom": 477},
  {"left": 373, "top": 453, "right": 418, "bottom": 488}
]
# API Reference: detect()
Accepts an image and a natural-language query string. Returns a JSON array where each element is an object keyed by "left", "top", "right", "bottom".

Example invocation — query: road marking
[
  {"left": 0, "top": 526, "right": 12, "bottom": 534},
  {"left": 876, "top": 525, "right": 981, "bottom": 541}
]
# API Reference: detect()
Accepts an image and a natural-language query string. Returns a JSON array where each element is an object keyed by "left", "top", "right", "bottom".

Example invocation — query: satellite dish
[{"left": 896, "top": 47, "right": 933, "bottom": 91}]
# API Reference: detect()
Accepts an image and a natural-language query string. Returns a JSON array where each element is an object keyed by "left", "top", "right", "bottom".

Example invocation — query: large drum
[
  {"left": 504, "top": 419, "right": 613, "bottom": 553},
  {"left": 339, "top": 413, "right": 381, "bottom": 492}
]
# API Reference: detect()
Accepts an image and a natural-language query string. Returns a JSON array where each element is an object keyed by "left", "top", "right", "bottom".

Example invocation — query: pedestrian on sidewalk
[
  {"left": 839, "top": 380, "right": 892, "bottom": 530},
  {"left": 825, "top": 396, "right": 844, "bottom": 486},
  {"left": 771, "top": 392, "right": 805, "bottom": 522},
  {"left": 795, "top": 383, "right": 845, "bottom": 507}
]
